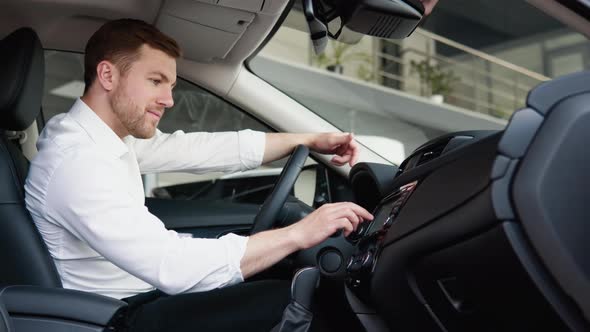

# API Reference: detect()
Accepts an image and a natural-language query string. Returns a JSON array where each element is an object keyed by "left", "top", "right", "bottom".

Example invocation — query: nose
[{"left": 157, "top": 88, "right": 174, "bottom": 108}]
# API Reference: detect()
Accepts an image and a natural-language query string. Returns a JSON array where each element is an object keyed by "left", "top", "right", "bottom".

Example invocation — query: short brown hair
[{"left": 84, "top": 19, "right": 181, "bottom": 93}]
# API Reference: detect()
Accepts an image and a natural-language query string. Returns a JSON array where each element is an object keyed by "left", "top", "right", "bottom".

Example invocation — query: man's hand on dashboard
[
  {"left": 287, "top": 202, "right": 374, "bottom": 250},
  {"left": 240, "top": 202, "right": 373, "bottom": 278}
]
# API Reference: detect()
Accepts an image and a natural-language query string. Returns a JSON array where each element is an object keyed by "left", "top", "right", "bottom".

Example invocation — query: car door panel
[{"left": 145, "top": 197, "right": 258, "bottom": 238}]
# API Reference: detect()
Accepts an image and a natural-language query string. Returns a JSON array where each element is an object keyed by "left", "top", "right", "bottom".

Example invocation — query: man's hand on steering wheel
[
  {"left": 252, "top": 132, "right": 360, "bottom": 234},
  {"left": 241, "top": 136, "right": 372, "bottom": 278}
]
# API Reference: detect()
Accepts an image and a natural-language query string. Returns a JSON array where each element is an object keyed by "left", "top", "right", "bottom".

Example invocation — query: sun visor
[{"left": 156, "top": 0, "right": 256, "bottom": 62}]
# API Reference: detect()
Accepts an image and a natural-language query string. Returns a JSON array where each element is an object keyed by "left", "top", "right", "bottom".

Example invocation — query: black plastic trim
[{"left": 555, "top": 0, "right": 590, "bottom": 20}]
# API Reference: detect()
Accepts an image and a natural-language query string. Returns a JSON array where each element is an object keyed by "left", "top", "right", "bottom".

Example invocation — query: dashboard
[{"left": 344, "top": 71, "right": 590, "bottom": 332}]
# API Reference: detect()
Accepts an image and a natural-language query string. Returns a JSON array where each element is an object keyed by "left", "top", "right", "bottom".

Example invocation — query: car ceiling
[
  {"left": 1, "top": 0, "right": 587, "bottom": 98},
  {"left": 2, "top": 0, "right": 589, "bottom": 62},
  {"left": 527, "top": 0, "right": 590, "bottom": 38},
  {"left": 0, "top": 0, "right": 290, "bottom": 94}
]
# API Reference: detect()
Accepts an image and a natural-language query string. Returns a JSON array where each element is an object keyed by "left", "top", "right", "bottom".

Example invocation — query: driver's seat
[
  {"left": 0, "top": 27, "right": 128, "bottom": 331},
  {"left": 0, "top": 27, "right": 62, "bottom": 288}
]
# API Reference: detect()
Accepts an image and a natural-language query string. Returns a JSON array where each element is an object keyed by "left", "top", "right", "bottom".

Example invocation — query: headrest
[{"left": 0, "top": 28, "right": 44, "bottom": 131}]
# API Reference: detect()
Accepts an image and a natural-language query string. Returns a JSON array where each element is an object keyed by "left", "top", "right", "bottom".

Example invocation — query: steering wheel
[{"left": 250, "top": 144, "right": 310, "bottom": 234}]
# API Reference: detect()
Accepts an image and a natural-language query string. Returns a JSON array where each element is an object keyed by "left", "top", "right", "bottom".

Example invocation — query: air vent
[
  {"left": 415, "top": 142, "right": 447, "bottom": 167},
  {"left": 396, "top": 138, "right": 452, "bottom": 176},
  {"left": 395, "top": 133, "right": 489, "bottom": 177}
]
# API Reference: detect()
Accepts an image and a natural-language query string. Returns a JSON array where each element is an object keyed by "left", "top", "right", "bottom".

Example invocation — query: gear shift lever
[{"left": 271, "top": 267, "right": 320, "bottom": 332}]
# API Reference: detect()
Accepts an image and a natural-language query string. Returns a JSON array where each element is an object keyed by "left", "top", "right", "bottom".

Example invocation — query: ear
[{"left": 95, "top": 60, "right": 119, "bottom": 92}]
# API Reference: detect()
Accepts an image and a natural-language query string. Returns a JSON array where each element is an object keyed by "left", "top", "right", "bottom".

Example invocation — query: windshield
[{"left": 249, "top": 0, "right": 590, "bottom": 164}]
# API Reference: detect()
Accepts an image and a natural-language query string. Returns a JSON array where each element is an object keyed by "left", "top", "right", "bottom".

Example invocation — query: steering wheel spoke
[{"left": 250, "top": 145, "right": 309, "bottom": 234}]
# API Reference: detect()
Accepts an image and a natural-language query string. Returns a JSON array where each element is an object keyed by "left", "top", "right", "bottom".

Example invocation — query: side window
[
  {"left": 42, "top": 51, "right": 286, "bottom": 205},
  {"left": 43, "top": 51, "right": 86, "bottom": 121},
  {"left": 148, "top": 79, "right": 277, "bottom": 203}
]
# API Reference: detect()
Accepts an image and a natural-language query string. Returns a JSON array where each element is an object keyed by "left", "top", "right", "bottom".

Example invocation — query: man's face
[{"left": 110, "top": 44, "right": 177, "bottom": 139}]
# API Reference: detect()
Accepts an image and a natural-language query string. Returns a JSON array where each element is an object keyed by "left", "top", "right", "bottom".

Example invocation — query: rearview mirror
[
  {"left": 303, "top": 0, "right": 424, "bottom": 54},
  {"left": 340, "top": 0, "right": 424, "bottom": 38}
]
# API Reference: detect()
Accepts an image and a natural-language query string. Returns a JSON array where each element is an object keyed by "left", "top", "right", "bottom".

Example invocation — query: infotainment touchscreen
[
  {"left": 366, "top": 198, "right": 398, "bottom": 236},
  {"left": 363, "top": 181, "right": 418, "bottom": 240}
]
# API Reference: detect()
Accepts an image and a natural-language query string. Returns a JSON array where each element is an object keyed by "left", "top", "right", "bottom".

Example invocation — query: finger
[
  {"left": 334, "top": 218, "right": 354, "bottom": 237},
  {"left": 350, "top": 155, "right": 358, "bottom": 167},
  {"left": 330, "top": 156, "right": 347, "bottom": 166},
  {"left": 345, "top": 132, "right": 353, "bottom": 143},
  {"left": 332, "top": 154, "right": 351, "bottom": 164},
  {"left": 349, "top": 215, "right": 361, "bottom": 231},
  {"left": 328, "top": 133, "right": 352, "bottom": 147},
  {"left": 327, "top": 206, "right": 362, "bottom": 232},
  {"left": 334, "top": 134, "right": 353, "bottom": 155},
  {"left": 334, "top": 144, "right": 349, "bottom": 156},
  {"left": 332, "top": 154, "right": 351, "bottom": 163},
  {"left": 345, "top": 203, "right": 374, "bottom": 220},
  {"left": 349, "top": 136, "right": 359, "bottom": 166},
  {"left": 337, "top": 208, "right": 360, "bottom": 230},
  {"left": 423, "top": 0, "right": 439, "bottom": 15}
]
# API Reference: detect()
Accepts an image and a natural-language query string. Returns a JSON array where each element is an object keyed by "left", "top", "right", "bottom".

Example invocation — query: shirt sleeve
[
  {"left": 44, "top": 150, "right": 249, "bottom": 295},
  {"left": 129, "top": 129, "right": 266, "bottom": 174}
]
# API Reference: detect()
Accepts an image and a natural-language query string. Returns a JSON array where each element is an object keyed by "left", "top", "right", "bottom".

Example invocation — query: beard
[{"left": 110, "top": 83, "right": 158, "bottom": 139}]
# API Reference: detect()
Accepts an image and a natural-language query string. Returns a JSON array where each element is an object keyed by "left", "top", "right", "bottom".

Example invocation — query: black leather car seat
[
  {"left": 0, "top": 27, "right": 62, "bottom": 288},
  {"left": 0, "top": 26, "right": 128, "bottom": 331},
  {"left": 0, "top": 300, "right": 12, "bottom": 332}
]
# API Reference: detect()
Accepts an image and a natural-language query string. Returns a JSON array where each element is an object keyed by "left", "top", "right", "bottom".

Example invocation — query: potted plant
[
  {"left": 410, "top": 59, "right": 459, "bottom": 103},
  {"left": 312, "top": 41, "right": 373, "bottom": 79}
]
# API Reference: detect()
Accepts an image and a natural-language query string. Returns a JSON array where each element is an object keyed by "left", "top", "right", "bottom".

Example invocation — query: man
[{"left": 25, "top": 19, "right": 372, "bottom": 331}]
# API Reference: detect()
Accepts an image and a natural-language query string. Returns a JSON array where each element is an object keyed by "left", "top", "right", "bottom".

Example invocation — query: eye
[{"left": 150, "top": 78, "right": 161, "bottom": 86}]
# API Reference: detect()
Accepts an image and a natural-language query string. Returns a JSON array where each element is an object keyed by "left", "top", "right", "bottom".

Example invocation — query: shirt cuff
[
  {"left": 237, "top": 130, "right": 266, "bottom": 171},
  {"left": 219, "top": 233, "right": 249, "bottom": 285}
]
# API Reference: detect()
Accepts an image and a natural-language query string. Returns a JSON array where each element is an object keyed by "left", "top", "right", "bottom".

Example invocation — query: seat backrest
[
  {"left": 0, "top": 28, "right": 61, "bottom": 288},
  {"left": 0, "top": 299, "right": 12, "bottom": 332}
]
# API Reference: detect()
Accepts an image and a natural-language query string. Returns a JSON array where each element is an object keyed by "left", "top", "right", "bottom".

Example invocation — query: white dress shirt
[{"left": 24, "top": 98, "right": 266, "bottom": 299}]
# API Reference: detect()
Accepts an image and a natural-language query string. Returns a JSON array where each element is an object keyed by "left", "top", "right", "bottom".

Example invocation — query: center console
[{"left": 346, "top": 181, "right": 417, "bottom": 301}]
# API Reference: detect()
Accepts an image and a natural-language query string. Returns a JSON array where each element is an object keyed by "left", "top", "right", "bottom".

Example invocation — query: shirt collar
[{"left": 68, "top": 98, "right": 129, "bottom": 158}]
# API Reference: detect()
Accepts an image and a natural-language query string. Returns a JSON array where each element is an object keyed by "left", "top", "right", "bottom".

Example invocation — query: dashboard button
[
  {"left": 347, "top": 254, "right": 364, "bottom": 273},
  {"left": 361, "top": 251, "right": 374, "bottom": 269},
  {"left": 347, "top": 222, "right": 368, "bottom": 242},
  {"left": 348, "top": 260, "right": 362, "bottom": 273},
  {"left": 346, "top": 256, "right": 355, "bottom": 270},
  {"left": 383, "top": 215, "right": 395, "bottom": 227},
  {"left": 319, "top": 250, "right": 343, "bottom": 273}
]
